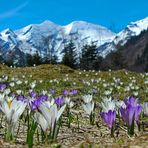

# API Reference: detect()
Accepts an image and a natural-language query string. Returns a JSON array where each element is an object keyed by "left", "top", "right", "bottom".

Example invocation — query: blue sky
[{"left": 0, "top": 0, "right": 147, "bottom": 32}]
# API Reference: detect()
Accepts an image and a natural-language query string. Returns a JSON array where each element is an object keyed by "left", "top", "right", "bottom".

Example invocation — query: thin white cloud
[{"left": 0, "top": 1, "right": 28, "bottom": 19}]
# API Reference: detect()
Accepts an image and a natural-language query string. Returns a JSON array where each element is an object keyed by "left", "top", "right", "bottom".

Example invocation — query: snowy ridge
[
  {"left": 98, "top": 17, "right": 148, "bottom": 58},
  {"left": 15, "top": 20, "right": 116, "bottom": 59},
  {"left": 63, "top": 21, "right": 116, "bottom": 44},
  {"left": 114, "top": 17, "right": 148, "bottom": 45},
  {"left": 0, "top": 17, "right": 148, "bottom": 65}
]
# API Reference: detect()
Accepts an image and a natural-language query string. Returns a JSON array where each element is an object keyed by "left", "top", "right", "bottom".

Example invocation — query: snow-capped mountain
[
  {"left": 100, "top": 17, "right": 148, "bottom": 57},
  {"left": 63, "top": 21, "right": 115, "bottom": 43},
  {"left": 0, "top": 20, "right": 116, "bottom": 64},
  {"left": 0, "top": 17, "right": 148, "bottom": 66},
  {"left": 16, "top": 21, "right": 116, "bottom": 58},
  {"left": 114, "top": 17, "right": 148, "bottom": 45}
]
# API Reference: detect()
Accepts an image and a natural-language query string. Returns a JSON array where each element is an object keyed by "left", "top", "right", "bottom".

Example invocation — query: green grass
[{"left": 0, "top": 64, "right": 148, "bottom": 102}]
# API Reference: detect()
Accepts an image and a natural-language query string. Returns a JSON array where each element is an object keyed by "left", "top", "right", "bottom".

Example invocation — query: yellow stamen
[{"left": 8, "top": 101, "right": 12, "bottom": 109}]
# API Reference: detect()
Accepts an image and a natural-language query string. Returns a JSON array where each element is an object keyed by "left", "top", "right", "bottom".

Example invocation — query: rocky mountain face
[
  {"left": 101, "top": 28, "right": 148, "bottom": 72},
  {"left": 98, "top": 17, "right": 148, "bottom": 57}
]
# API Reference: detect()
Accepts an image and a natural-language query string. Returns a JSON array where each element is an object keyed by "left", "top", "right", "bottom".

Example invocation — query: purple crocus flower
[
  {"left": 63, "top": 89, "right": 69, "bottom": 96},
  {"left": 50, "top": 89, "right": 55, "bottom": 95},
  {"left": 17, "top": 95, "right": 26, "bottom": 102},
  {"left": 120, "top": 104, "right": 135, "bottom": 126},
  {"left": 92, "top": 89, "right": 97, "bottom": 94},
  {"left": 30, "top": 91, "right": 37, "bottom": 98},
  {"left": 39, "top": 95, "right": 48, "bottom": 102},
  {"left": 0, "top": 84, "right": 7, "bottom": 91},
  {"left": 124, "top": 96, "right": 138, "bottom": 107},
  {"left": 29, "top": 98, "right": 42, "bottom": 111},
  {"left": 71, "top": 89, "right": 78, "bottom": 95},
  {"left": 100, "top": 110, "right": 116, "bottom": 129},
  {"left": 54, "top": 96, "right": 65, "bottom": 107},
  {"left": 120, "top": 96, "right": 142, "bottom": 126},
  {"left": 28, "top": 93, "right": 48, "bottom": 111},
  {"left": 10, "top": 93, "right": 15, "bottom": 98}
]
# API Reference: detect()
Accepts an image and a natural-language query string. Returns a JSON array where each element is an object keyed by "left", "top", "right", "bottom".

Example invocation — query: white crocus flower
[
  {"left": 65, "top": 97, "right": 74, "bottom": 108},
  {"left": 4, "top": 76, "right": 8, "bottom": 81},
  {"left": 101, "top": 97, "right": 116, "bottom": 112},
  {"left": 0, "top": 93, "right": 5, "bottom": 101},
  {"left": 4, "top": 89, "right": 11, "bottom": 95},
  {"left": 9, "top": 82, "right": 15, "bottom": 87},
  {"left": 39, "top": 103, "right": 66, "bottom": 129},
  {"left": 135, "top": 86, "right": 139, "bottom": 90},
  {"left": 34, "top": 112, "right": 49, "bottom": 132},
  {"left": 82, "top": 95, "right": 93, "bottom": 103},
  {"left": 69, "top": 101, "right": 74, "bottom": 108},
  {"left": 142, "top": 102, "right": 148, "bottom": 116},
  {"left": 144, "top": 80, "right": 148, "bottom": 84},
  {"left": 0, "top": 99, "right": 26, "bottom": 134},
  {"left": 104, "top": 90, "right": 112, "bottom": 96},
  {"left": 30, "top": 82, "right": 36, "bottom": 89},
  {"left": 73, "top": 82, "right": 76, "bottom": 85},
  {"left": 103, "top": 83, "right": 107, "bottom": 87},
  {"left": 42, "top": 99, "right": 55, "bottom": 108},
  {"left": 133, "top": 91, "right": 138, "bottom": 97},
  {"left": 82, "top": 101, "right": 94, "bottom": 115},
  {"left": 42, "top": 90, "right": 47, "bottom": 95},
  {"left": 16, "top": 80, "right": 22, "bottom": 85},
  {"left": 124, "top": 86, "right": 130, "bottom": 92},
  {"left": 24, "top": 80, "right": 28, "bottom": 84},
  {"left": 16, "top": 90, "right": 22, "bottom": 95}
]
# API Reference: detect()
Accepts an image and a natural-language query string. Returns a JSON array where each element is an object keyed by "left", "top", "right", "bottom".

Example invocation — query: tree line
[
  {"left": 0, "top": 40, "right": 129, "bottom": 71},
  {"left": 30, "top": 40, "right": 103, "bottom": 71},
  {"left": 0, "top": 40, "right": 103, "bottom": 71}
]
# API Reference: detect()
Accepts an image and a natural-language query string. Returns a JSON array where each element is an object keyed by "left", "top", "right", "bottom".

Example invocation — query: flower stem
[
  {"left": 6, "top": 124, "right": 13, "bottom": 141},
  {"left": 128, "top": 120, "right": 134, "bottom": 136},
  {"left": 77, "top": 114, "right": 79, "bottom": 132},
  {"left": 90, "top": 112, "right": 95, "bottom": 125},
  {"left": 111, "top": 126, "right": 114, "bottom": 137}
]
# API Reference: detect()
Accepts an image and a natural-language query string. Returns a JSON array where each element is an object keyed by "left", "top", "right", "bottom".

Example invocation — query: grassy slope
[{"left": 0, "top": 64, "right": 147, "bottom": 102}]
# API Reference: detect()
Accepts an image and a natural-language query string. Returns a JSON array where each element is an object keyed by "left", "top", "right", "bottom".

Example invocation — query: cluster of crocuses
[
  {"left": 0, "top": 82, "right": 148, "bottom": 147},
  {"left": 80, "top": 94, "right": 147, "bottom": 136},
  {"left": 0, "top": 85, "right": 27, "bottom": 141},
  {"left": 0, "top": 84, "right": 77, "bottom": 146},
  {"left": 17, "top": 88, "right": 77, "bottom": 144},
  {"left": 99, "top": 96, "right": 146, "bottom": 136}
]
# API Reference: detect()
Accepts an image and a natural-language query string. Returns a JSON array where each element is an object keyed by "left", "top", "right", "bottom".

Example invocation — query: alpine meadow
[{"left": 0, "top": 0, "right": 148, "bottom": 147}]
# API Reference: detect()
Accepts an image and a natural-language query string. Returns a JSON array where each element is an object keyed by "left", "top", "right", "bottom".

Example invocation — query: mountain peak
[
  {"left": 126, "top": 17, "right": 148, "bottom": 35},
  {"left": 63, "top": 20, "right": 116, "bottom": 41},
  {"left": 1, "top": 28, "right": 14, "bottom": 34},
  {"left": 40, "top": 20, "right": 59, "bottom": 26},
  {"left": 0, "top": 28, "right": 17, "bottom": 41},
  {"left": 64, "top": 20, "right": 111, "bottom": 31},
  {"left": 131, "top": 16, "right": 148, "bottom": 25},
  {"left": 113, "top": 17, "right": 148, "bottom": 45}
]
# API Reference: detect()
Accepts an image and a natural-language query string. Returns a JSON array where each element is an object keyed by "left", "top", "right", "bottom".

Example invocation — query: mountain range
[{"left": 0, "top": 17, "right": 148, "bottom": 69}]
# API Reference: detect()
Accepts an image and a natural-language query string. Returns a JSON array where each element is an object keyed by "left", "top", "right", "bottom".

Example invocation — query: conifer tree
[
  {"left": 26, "top": 51, "right": 42, "bottom": 66},
  {"left": 111, "top": 49, "right": 126, "bottom": 69},
  {"left": 62, "top": 40, "right": 77, "bottom": 69},
  {"left": 80, "top": 41, "right": 102, "bottom": 70}
]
